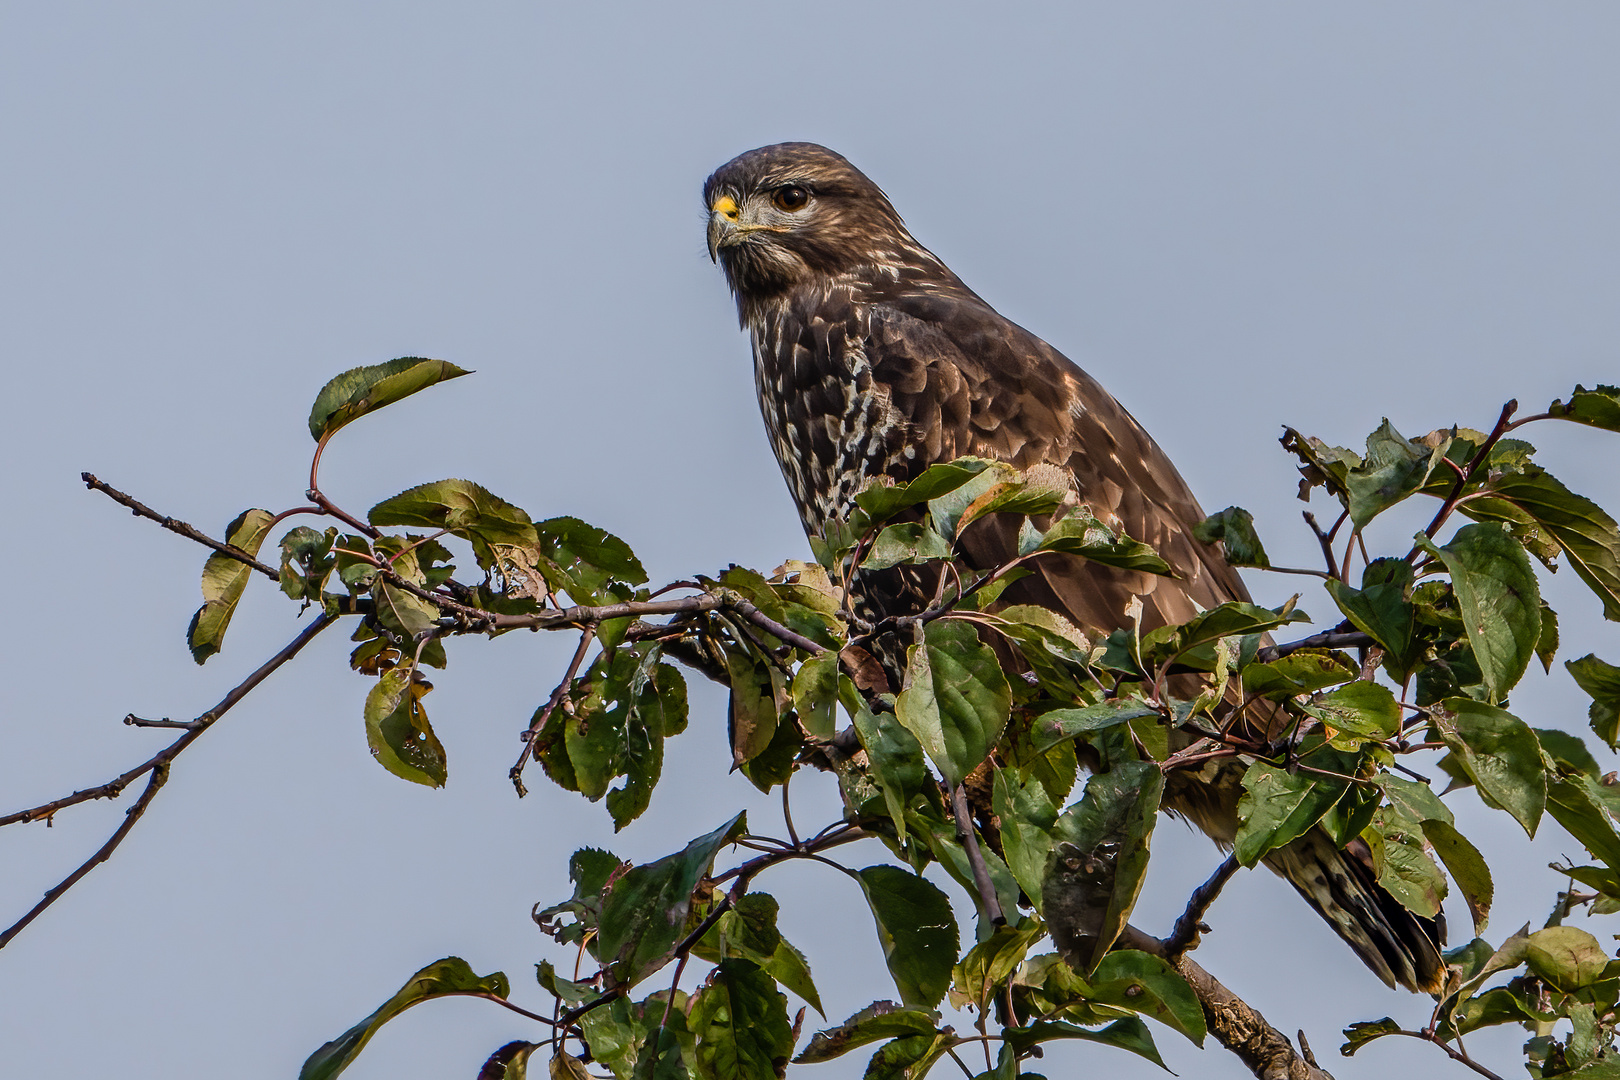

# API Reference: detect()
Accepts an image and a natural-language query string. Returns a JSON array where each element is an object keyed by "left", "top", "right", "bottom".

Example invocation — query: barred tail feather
[{"left": 1264, "top": 827, "right": 1447, "bottom": 994}]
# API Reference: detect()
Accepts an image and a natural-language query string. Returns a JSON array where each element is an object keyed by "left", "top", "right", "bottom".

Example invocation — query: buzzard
[{"left": 704, "top": 142, "right": 1444, "bottom": 993}]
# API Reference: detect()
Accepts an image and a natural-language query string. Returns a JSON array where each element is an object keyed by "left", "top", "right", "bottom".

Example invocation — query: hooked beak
[{"left": 707, "top": 194, "right": 741, "bottom": 262}]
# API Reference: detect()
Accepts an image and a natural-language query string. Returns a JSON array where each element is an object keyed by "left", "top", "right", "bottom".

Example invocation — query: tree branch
[
  {"left": 1118, "top": 926, "right": 1336, "bottom": 1080},
  {"left": 1164, "top": 853, "right": 1240, "bottom": 960},
  {"left": 951, "top": 783, "right": 1004, "bottom": 925},
  {"left": 0, "top": 613, "right": 337, "bottom": 948},
  {"left": 83, "top": 472, "right": 281, "bottom": 581}
]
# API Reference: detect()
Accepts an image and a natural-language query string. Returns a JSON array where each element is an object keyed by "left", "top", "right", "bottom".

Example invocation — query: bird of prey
[{"left": 703, "top": 141, "right": 1444, "bottom": 993}]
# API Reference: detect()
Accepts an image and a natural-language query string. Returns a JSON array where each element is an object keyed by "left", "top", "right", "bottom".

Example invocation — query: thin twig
[
  {"left": 511, "top": 626, "right": 596, "bottom": 796},
  {"left": 83, "top": 473, "right": 280, "bottom": 581},
  {"left": 0, "top": 614, "right": 336, "bottom": 947},
  {"left": 1388, "top": 1028, "right": 1507, "bottom": 1080},
  {"left": 1411, "top": 400, "right": 1518, "bottom": 555},
  {"left": 950, "top": 783, "right": 1004, "bottom": 926}
]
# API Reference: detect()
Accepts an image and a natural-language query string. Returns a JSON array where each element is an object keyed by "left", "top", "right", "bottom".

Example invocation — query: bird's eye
[{"left": 773, "top": 185, "right": 810, "bottom": 212}]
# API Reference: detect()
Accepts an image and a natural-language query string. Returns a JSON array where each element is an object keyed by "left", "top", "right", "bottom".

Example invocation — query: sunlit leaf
[
  {"left": 187, "top": 508, "right": 276, "bottom": 664},
  {"left": 1192, "top": 505, "right": 1271, "bottom": 569},
  {"left": 1438, "top": 699, "right": 1545, "bottom": 837},
  {"left": 857, "top": 866, "right": 960, "bottom": 1008},
  {"left": 1042, "top": 760, "right": 1163, "bottom": 972},
  {"left": 300, "top": 957, "right": 507, "bottom": 1080},
  {"left": 363, "top": 669, "right": 446, "bottom": 787},
  {"left": 1568, "top": 654, "right": 1620, "bottom": 750},
  {"left": 307, "top": 357, "right": 471, "bottom": 441},
  {"left": 596, "top": 814, "right": 746, "bottom": 988},
  {"left": 895, "top": 619, "right": 1011, "bottom": 788},
  {"left": 794, "top": 1002, "right": 942, "bottom": 1064},
  {"left": 1416, "top": 524, "right": 1540, "bottom": 700}
]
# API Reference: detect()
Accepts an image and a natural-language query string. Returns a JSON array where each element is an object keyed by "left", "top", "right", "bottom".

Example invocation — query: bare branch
[
  {"left": 0, "top": 614, "right": 337, "bottom": 947},
  {"left": 83, "top": 472, "right": 280, "bottom": 581},
  {"left": 1118, "top": 926, "right": 1336, "bottom": 1080}
]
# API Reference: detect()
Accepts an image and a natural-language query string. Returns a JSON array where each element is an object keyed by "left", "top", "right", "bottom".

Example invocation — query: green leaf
[
  {"left": 895, "top": 619, "right": 1012, "bottom": 788},
  {"left": 1467, "top": 468, "right": 1620, "bottom": 621},
  {"left": 1233, "top": 761, "right": 1346, "bottom": 868},
  {"left": 1536, "top": 601, "right": 1561, "bottom": 672},
  {"left": 1375, "top": 775, "right": 1454, "bottom": 826},
  {"left": 1002, "top": 1018, "right": 1166, "bottom": 1071},
  {"left": 1538, "top": 727, "right": 1602, "bottom": 778},
  {"left": 993, "top": 768, "right": 1059, "bottom": 908},
  {"left": 762, "top": 937, "right": 824, "bottom": 1018},
  {"left": 1026, "top": 508, "right": 1173, "bottom": 575},
  {"left": 534, "top": 516, "right": 648, "bottom": 605},
  {"left": 1550, "top": 384, "right": 1620, "bottom": 432},
  {"left": 979, "top": 604, "right": 1095, "bottom": 698},
  {"left": 1364, "top": 806, "right": 1447, "bottom": 919},
  {"left": 1339, "top": 1017, "right": 1402, "bottom": 1057},
  {"left": 737, "top": 707, "right": 803, "bottom": 794},
  {"left": 954, "top": 463, "right": 1072, "bottom": 535},
  {"left": 1240, "top": 649, "right": 1358, "bottom": 698},
  {"left": 1280, "top": 427, "right": 1360, "bottom": 500},
  {"left": 187, "top": 508, "right": 276, "bottom": 664},
  {"left": 1192, "top": 506, "right": 1270, "bottom": 569},
  {"left": 1345, "top": 420, "right": 1440, "bottom": 528},
  {"left": 855, "top": 458, "right": 998, "bottom": 523},
  {"left": 794, "top": 1002, "right": 942, "bottom": 1064},
  {"left": 363, "top": 670, "right": 447, "bottom": 787},
  {"left": 927, "top": 461, "right": 1019, "bottom": 539},
  {"left": 1303, "top": 681, "right": 1400, "bottom": 749},
  {"left": 1526, "top": 925, "right": 1610, "bottom": 990},
  {"left": 1568, "top": 654, "right": 1620, "bottom": 750},
  {"left": 479, "top": 1041, "right": 542, "bottom": 1080},
  {"left": 1422, "top": 819, "right": 1492, "bottom": 933},
  {"left": 1146, "top": 599, "right": 1306, "bottom": 671},
  {"left": 1416, "top": 524, "right": 1541, "bottom": 700},
  {"left": 1042, "top": 760, "right": 1164, "bottom": 972},
  {"left": 1029, "top": 700, "right": 1161, "bottom": 754},
  {"left": 853, "top": 705, "right": 931, "bottom": 844},
  {"left": 369, "top": 479, "right": 539, "bottom": 572},
  {"left": 1088, "top": 950, "right": 1206, "bottom": 1046},
  {"left": 688, "top": 959, "right": 794, "bottom": 1080},
  {"left": 279, "top": 525, "right": 337, "bottom": 601},
  {"left": 1547, "top": 776, "right": 1620, "bottom": 872},
  {"left": 1438, "top": 698, "right": 1546, "bottom": 837},
  {"left": 307, "top": 357, "right": 471, "bottom": 441},
  {"left": 726, "top": 646, "right": 780, "bottom": 767},
  {"left": 300, "top": 957, "right": 507, "bottom": 1080},
  {"left": 791, "top": 653, "right": 841, "bottom": 741},
  {"left": 596, "top": 814, "right": 746, "bottom": 988},
  {"left": 1324, "top": 577, "right": 1417, "bottom": 677},
  {"left": 862, "top": 1033, "right": 959, "bottom": 1080},
  {"left": 857, "top": 865, "right": 960, "bottom": 1008},
  {"left": 952, "top": 920, "right": 1044, "bottom": 1013}
]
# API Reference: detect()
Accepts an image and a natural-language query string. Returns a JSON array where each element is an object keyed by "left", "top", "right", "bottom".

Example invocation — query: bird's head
[{"left": 703, "top": 142, "right": 916, "bottom": 301}]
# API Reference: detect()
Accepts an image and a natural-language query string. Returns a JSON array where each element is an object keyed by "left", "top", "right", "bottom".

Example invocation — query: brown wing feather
[{"left": 859, "top": 290, "right": 1446, "bottom": 993}]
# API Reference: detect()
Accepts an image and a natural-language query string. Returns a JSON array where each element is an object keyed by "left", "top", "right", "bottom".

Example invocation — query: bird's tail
[{"left": 1264, "top": 826, "right": 1447, "bottom": 994}]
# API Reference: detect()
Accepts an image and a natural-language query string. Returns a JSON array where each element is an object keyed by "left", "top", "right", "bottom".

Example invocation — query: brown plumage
[{"left": 704, "top": 142, "right": 1444, "bottom": 993}]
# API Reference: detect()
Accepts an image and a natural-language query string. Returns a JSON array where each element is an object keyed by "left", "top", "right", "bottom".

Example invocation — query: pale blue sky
[{"left": 3, "top": 5, "right": 1619, "bottom": 1078}]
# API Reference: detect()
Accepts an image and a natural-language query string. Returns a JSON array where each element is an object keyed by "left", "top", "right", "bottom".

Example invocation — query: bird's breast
[{"left": 748, "top": 296, "right": 914, "bottom": 538}]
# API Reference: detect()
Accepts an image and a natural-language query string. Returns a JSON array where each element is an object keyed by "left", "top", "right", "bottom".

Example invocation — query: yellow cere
[{"left": 711, "top": 194, "right": 739, "bottom": 220}]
